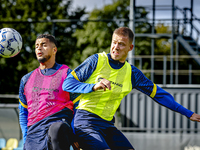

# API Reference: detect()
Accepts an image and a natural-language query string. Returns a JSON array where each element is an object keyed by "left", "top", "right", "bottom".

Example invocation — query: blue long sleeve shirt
[{"left": 62, "top": 53, "right": 194, "bottom": 119}]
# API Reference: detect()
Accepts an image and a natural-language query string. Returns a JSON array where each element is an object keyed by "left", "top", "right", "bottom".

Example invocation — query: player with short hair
[
  {"left": 19, "top": 34, "right": 79, "bottom": 150},
  {"left": 62, "top": 27, "right": 200, "bottom": 150}
]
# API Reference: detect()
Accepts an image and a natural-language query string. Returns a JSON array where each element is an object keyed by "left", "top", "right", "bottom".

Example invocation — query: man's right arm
[
  {"left": 18, "top": 72, "right": 32, "bottom": 144},
  {"left": 62, "top": 54, "right": 98, "bottom": 93},
  {"left": 19, "top": 78, "right": 28, "bottom": 144},
  {"left": 18, "top": 103, "right": 28, "bottom": 143}
]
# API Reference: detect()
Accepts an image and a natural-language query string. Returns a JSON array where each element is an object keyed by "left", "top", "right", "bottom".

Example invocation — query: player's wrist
[{"left": 92, "top": 85, "right": 96, "bottom": 91}]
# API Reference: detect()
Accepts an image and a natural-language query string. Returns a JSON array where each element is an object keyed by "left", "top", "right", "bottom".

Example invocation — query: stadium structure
[{"left": 0, "top": 0, "right": 200, "bottom": 149}]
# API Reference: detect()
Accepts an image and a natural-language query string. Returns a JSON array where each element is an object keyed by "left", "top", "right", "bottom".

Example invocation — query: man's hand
[
  {"left": 93, "top": 78, "right": 111, "bottom": 91},
  {"left": 190, "top": 113, "right": 200, "bottom": 122}
]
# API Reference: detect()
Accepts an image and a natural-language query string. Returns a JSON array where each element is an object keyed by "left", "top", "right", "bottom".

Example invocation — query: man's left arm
[
  {"left": 152, "top": 86, "right": 194, "bottom": 118},
  {"left": 132, "top": 66, "right": 200, "bottom": 121}
]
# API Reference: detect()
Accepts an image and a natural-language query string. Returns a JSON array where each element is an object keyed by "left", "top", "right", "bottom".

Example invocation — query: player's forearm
[
  {"left": 19, "top": 103, "right": 28, "bottom": 143},
  {"left": 62, "top": 75, "right": 95, "bottom": 93},
  {"left": 153, "top": 86, "right": 194, "bottom": 118}
]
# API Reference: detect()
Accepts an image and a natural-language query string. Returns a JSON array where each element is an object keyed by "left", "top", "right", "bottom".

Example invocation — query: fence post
[
  {"left": 189, "top": 64, "right": 192, "bottom": 84},
  {"left": 163, "top": 56, "right": 167, "bottom": 86}
]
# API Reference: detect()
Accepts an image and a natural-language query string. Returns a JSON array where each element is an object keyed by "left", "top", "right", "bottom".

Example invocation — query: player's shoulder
[
  {"left": 86, "top": 53, "right": 98, "bottom": 61},
  {"left": 21, "top": 70, "right": 34, "bottom": 85},
  {"left": 128, "top": 63, "right": 145, "bottom": 76},
  {"left": 129, "top": 64, "right": 140, "bottom": 71},
  {"left": 80, "top": 53, "right": 98, "bottom": 67}
]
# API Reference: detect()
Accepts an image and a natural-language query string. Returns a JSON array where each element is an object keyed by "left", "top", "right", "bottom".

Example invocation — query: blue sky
[{"left": 72, "top": 0, "right": 200, "bottom": 18}]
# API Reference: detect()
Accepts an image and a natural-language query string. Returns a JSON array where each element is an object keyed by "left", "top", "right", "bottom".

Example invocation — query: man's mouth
[
  {"left": 37, "top": 52, "right": 43, "bottom": 57},
  {"left": 113, "top": 51, "right": 119, "bottom": 55}
]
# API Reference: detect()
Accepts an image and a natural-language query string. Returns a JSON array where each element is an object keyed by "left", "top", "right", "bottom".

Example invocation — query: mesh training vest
[
  {"left": 24, "top": 65, "right": 73, "bottom": 126},
  {"left": 77, "top": 52, "right": 132, "bottom": 121}
]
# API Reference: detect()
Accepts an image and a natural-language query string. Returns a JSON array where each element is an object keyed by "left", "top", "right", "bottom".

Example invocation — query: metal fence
[{"left": 0, "top": 88, "right": 200, "bottom": 149}]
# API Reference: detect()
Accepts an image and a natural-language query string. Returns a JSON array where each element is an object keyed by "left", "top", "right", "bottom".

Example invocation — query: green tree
[
  {"left": 73, "top": 0, "right": 151, "bottom": 63},
  {"left": 0, "top": 0, "right": 86, "bottom": 98},
  {"left": 155, "top": 23, "right": 171, "bottom": 55}
]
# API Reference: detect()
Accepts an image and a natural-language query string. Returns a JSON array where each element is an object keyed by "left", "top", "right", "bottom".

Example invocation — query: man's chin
[
  {"left": 111, "top": 55, "right": 119, "bottom": 61},
  {"left": 38, "top": 58, "right": 47, "bottom": 63}
]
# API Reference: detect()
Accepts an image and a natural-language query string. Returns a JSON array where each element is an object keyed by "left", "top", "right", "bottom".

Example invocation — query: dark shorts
[
  {"left": 73, "top": 109, "right": 134, "bottom": 150},
  {"left": 24, "top": 108, "right": 73, "bottom": 150}
]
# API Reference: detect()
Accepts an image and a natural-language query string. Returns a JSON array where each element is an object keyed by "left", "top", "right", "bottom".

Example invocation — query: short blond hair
[{"left": 113, "top": 27, "right": 134, "bottom": 43}]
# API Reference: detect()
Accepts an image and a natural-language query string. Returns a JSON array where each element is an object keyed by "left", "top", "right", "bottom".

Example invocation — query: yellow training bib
[{"left": 77, "top": 52, "right": 132, "bottom": 121}]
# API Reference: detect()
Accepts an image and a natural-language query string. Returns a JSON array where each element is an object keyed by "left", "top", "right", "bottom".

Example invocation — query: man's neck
[{"left": 40, "top": 62, "right": 56, "bottom": 69}]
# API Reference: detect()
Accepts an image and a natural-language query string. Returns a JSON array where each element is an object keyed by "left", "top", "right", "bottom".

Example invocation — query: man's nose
[
  {"left": 114, "top": 43, "right": 120, "bottom": 49},
  {"left": 37, "top": 45, "right": 42, "bottom": 50}
]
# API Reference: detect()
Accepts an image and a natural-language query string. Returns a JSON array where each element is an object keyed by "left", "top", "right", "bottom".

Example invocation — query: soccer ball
[{"left": 0, "top": 28, "right": 22, "bottom": 58}]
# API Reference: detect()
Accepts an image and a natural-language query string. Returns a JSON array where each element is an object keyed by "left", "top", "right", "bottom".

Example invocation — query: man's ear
[
  {"left": 129, "top": 44, "right": 134, "bottom": 51},
  {"left": 53, "top": 47, "right": 57, "bottom": 54}
]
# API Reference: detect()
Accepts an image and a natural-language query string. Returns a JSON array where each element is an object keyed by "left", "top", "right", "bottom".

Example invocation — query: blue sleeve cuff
[{"left": 176, "top": 105, "right": 194, "bottom": 118}]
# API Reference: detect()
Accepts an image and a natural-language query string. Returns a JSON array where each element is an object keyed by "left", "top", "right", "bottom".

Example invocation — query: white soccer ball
[{"left": 0, "top": 28, "right": 22, "bottom": 58}]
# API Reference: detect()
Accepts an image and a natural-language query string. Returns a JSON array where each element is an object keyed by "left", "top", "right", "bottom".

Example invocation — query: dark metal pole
[
  {"left": 189, "top": 64, "right": 192, "bottom": 84},
  {"left": 190, "top": 0, "right": 193, "bottom": 37},
  {"left": 163, "top": 56, "right": 167, "bottom": 86},
  {"left": 151, "top": 0, "right": 155, "bottom": 82},
  {"left": 183, "top": 8, "right": 187, "bottom": 35},
  {"left": 175, "top": 40, "right": 179, "bottom": 84},
  {"left": 170, "top": 0, "right": 175, "bottom": 84},
  {"left": 52, "top": 22, "right": 56, "bottom": 36}
]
